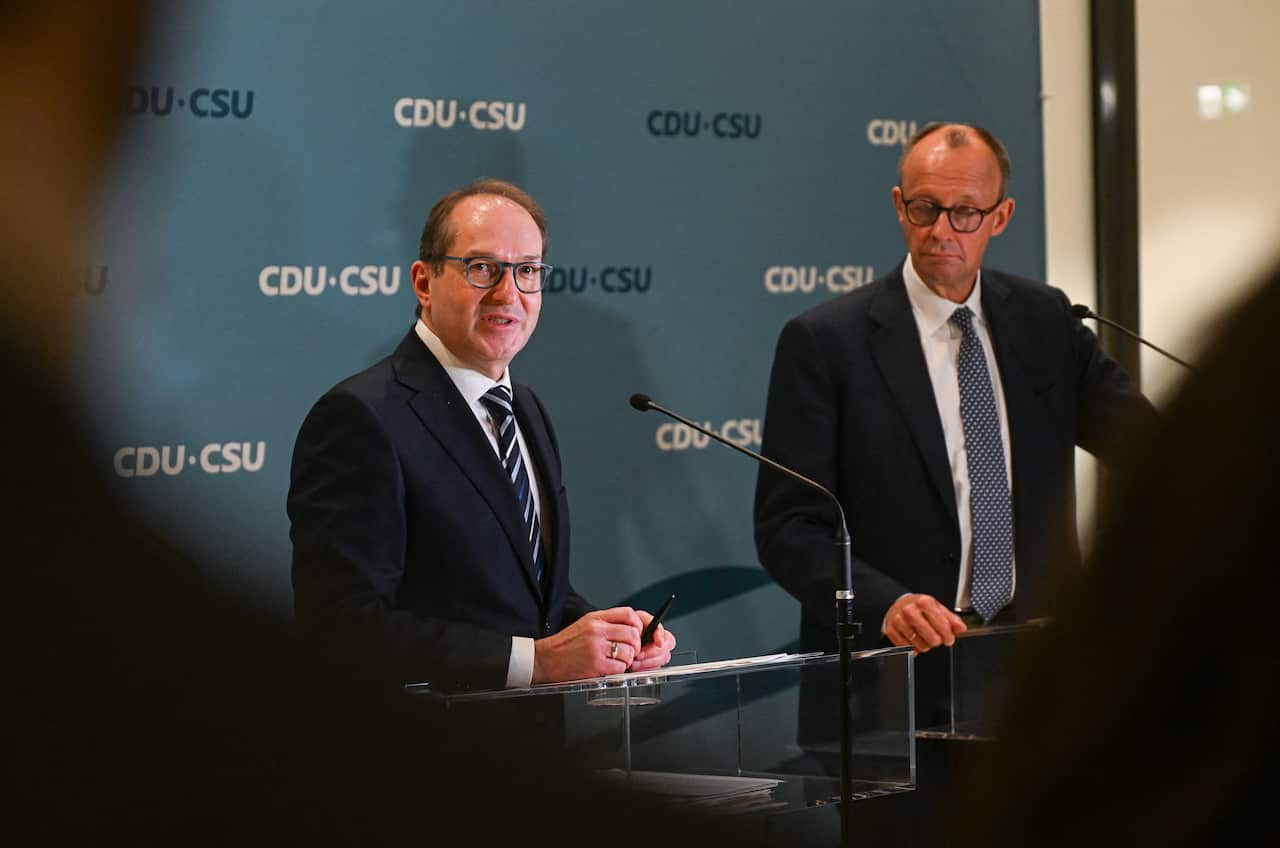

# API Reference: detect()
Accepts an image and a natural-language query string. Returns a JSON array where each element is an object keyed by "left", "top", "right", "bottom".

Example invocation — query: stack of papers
[{"left": 555, "top": 652, "right": 821, "bottom": 687}]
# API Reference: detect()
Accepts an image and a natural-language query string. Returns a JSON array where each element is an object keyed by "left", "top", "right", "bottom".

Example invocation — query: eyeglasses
[
  {"left": 433, "top": 255, "right": 552, "bottom": 293},
  {"left": 900, "top": 196, "right": 1004, "bottom": 234}
]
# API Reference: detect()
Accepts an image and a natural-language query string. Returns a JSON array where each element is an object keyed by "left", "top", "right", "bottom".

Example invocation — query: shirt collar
[
  {"left": 902, "top": 254, "right": 986, "bottom": 337},
  {"left": 414, "top": 319, "right": 512, "bottom": 403}
]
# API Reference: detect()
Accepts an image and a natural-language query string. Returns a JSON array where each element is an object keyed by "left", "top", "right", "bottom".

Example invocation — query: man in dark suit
[
  {"left": 754, "top": 124, "right": 1154, "bottom": 727},
  {"left": 289, "top": 180, "right": 674, "bottom": 691},
  {"left": 1, "top": 4, "right": 797, "bottom": 840}
]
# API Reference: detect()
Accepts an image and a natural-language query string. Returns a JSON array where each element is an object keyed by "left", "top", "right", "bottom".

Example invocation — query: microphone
[
  {"left": 629, "top": 391, "right": 860, "bottom": 845},
  {"left": 628, "top": 394, "right": 852, "bottom": 566},
  {"left": 630, "top": 392, "right": 860, "bottom": 843},
  {"left": 1072, "top": 304, "right": 1196, "bottom": 371}
]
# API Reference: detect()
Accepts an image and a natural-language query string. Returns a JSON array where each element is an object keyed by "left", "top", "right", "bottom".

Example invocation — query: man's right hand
[
  {"left": 885, "top": 593, "right": 967, "bottom": 654},
  {"left": 531, "top": 607, "right": 644, "bottom": 684}
]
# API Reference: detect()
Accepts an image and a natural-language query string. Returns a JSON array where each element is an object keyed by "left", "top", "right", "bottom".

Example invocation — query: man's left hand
[{"left": 628, "top": 609, "right": 676, "bottom": 671}]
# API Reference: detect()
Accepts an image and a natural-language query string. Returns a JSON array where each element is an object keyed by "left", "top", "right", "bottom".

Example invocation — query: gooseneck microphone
[
  {"left": 629, "top": 394, "right": 852, "bottom": 582},
  {"left": 630, "top": 392, "right": 860, "bottom": 844},
  {"left": 1072, "top": 304, "right": 1196, "bottom": 371},
  {"left": 628, "top": 394, "right": 851, "bottom": 545}
]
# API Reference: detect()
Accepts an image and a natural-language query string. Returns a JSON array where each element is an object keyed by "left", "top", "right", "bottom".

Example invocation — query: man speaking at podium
[
  {"left": 754, "top": 124, "right": 1154, "bottom": 725},
  {"left": 289, "top": 179, "right": 673, "bottom": 692}
]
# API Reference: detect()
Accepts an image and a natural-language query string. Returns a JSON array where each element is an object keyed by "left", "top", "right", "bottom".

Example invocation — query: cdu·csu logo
[
  {"left": 114, "top": 442, "right": 266, "bottom": 478},
  {"left": 544, "top": 265, "right": 653, "bottom": 295},
  {"left": 259, "top": 265, "right": 401, "bottom": 297},
  {"left": 647, "top": 109, "right": 761, "bottom": 139},
  {"left": 866, "top": 119, "right": 918, "bottom": 146},
  {"left": 394, "top": 98, "right": 526, "bottom": 131},
  {"left": 764, "top": 265, "right": 874, "bottom": 295},
  {"left": 656, "top": 419, "right": 761, "bottom": 451},
  {"left": 126, "top": 86, "right": 254, "bottom": 119}
]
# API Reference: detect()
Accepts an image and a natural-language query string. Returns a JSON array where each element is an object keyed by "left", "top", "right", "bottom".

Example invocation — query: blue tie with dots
[
  {"left": 950, "top": 306, "right": 1014, "bottom": 623},
  {"left": 480, "top": 385, "right": 546, "bottom": 593}
]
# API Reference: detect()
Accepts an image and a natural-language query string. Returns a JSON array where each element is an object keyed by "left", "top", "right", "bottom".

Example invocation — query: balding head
[
  {"left": 891, "top": 122, "right": 1016, "bottom": 301},
  {"left": 898, "top": 123, "right": 1011, "bottom": 200}
]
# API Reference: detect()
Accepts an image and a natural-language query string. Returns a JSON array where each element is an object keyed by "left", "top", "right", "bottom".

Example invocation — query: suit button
[{"left": 543, "top": 621, "right": 552, "bottom": 634}]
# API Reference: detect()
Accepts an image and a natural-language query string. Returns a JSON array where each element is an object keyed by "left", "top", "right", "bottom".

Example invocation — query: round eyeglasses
[
  {"left": 434, "top": 255, "right": 552, "bottom": 293},
  {"left": 900, "top": 197, "right": 1003, "bottom": 234}
]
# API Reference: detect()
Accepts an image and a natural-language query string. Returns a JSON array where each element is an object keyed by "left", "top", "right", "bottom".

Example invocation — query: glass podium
[
  {"left": 816, "top": 619, "right": 1055, "bottom": 847},
  {"left": 916, "top": 617, "right": 1052, "bottom": 739},
  {"left": 405, "top": 646, "right": 915, "bottom": 821}
]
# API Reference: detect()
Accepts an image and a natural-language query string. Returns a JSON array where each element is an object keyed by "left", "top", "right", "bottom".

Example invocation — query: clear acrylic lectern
[
  {"left": 405, "top": 646, "right": 915, "bottom": 820},
  {"left": 917, "top": 618, "right": 1052, "bottom": 739}
]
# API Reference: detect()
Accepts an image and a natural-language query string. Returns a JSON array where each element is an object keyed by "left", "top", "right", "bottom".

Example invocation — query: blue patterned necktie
[
  {"left": 950, "top": 306, "right": 1014, "bottom": 622},
  {"left": 480, "top": 385, "right": 546, "bottom": 593}
]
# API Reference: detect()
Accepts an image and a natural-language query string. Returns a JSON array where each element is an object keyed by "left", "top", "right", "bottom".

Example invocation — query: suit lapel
[
  {"left": 390, "top": 331, "right": 543, "bottom": 601},
  {"left": 980, "top": 273, "right": 1051, "bottom": 543},
  {"left": 867, "top": 272, "right": 959, "bottom": 527}
]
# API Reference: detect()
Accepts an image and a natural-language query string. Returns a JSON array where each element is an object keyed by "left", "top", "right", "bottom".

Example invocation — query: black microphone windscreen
[
  {"left": 629, "top": 393, "right": 653, "bottom": 411},
  {"left": 1071, "top": 304, "right": 1093, "bottom": 320}
]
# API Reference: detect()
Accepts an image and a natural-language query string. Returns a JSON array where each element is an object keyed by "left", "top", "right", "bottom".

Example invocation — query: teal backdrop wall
[{"left": 80, "top": 0, "right": 1045, "bottom": 666}]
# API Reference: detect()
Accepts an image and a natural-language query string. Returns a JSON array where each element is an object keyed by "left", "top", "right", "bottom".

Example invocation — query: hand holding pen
[{"left": 627, "top": 593, "right": 677, "bottom": 671}]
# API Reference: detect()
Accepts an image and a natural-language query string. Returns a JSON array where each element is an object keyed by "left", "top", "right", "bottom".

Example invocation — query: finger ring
[
  {"left": 609, "top": 641, "right": 619, "bottom": 660},
  {"left": 906, "top": 632, "right": 917, "bottom": 642}
]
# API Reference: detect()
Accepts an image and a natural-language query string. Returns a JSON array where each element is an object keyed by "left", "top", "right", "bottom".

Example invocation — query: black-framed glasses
[
  {"left": 434, "top": 255, "right": 552, "bottom": 293},
  {"left": 900, "top": 196, "right": 1004, "bottom": 234}
]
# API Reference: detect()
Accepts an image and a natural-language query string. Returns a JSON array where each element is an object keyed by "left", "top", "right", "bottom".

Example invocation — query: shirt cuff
[{"left": 506, "top": 636, "right": 535, "bottom": 688}]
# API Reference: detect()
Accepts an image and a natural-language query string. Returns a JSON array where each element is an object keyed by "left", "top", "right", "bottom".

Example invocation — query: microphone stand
[{"left": 629, "top": 394, "right": 860, "bottom": 847}]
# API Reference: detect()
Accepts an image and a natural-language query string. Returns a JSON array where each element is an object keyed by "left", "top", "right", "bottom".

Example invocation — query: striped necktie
[
  {"left": 480, "top": 385, "right": 546, "bottom": 592},
  {"left": 950, "top": 306, "right": 1014, "bottom": 622}
]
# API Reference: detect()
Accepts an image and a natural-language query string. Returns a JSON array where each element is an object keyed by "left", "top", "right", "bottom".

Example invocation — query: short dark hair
[
  {"left": 418, "top": 178, "right": 549, "bottom": 272},
  {"left": 897, "top": 123, "right": 1012, "bottom": 200},
  {"left": 414, "top": 179, "right": 549, "bottom": 317}
]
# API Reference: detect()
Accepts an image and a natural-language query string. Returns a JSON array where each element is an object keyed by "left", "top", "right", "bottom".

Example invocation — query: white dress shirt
[
  {"left": 415, "top": 320, "right": 544, "bottom": 687},
  {"left": 901, "top": 256, "right": 1016, "bottom": 613}
]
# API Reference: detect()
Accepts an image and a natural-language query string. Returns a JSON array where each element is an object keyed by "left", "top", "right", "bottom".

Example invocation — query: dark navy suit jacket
[
  {"left": 289, "top": 329, "right": 590, "bottom": 691},
  {"left": 754, "top": 265, "right": 1155, "bottom": 666}
]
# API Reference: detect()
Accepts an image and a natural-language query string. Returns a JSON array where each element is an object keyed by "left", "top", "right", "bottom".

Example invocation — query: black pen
[{"left": 640, "top": 593, "right": 675, "bottom": 646}]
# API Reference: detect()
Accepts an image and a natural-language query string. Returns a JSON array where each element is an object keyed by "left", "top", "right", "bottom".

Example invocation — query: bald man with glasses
[{"left": 754, "top": 123, "right": 1155, "bottom": 729}]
